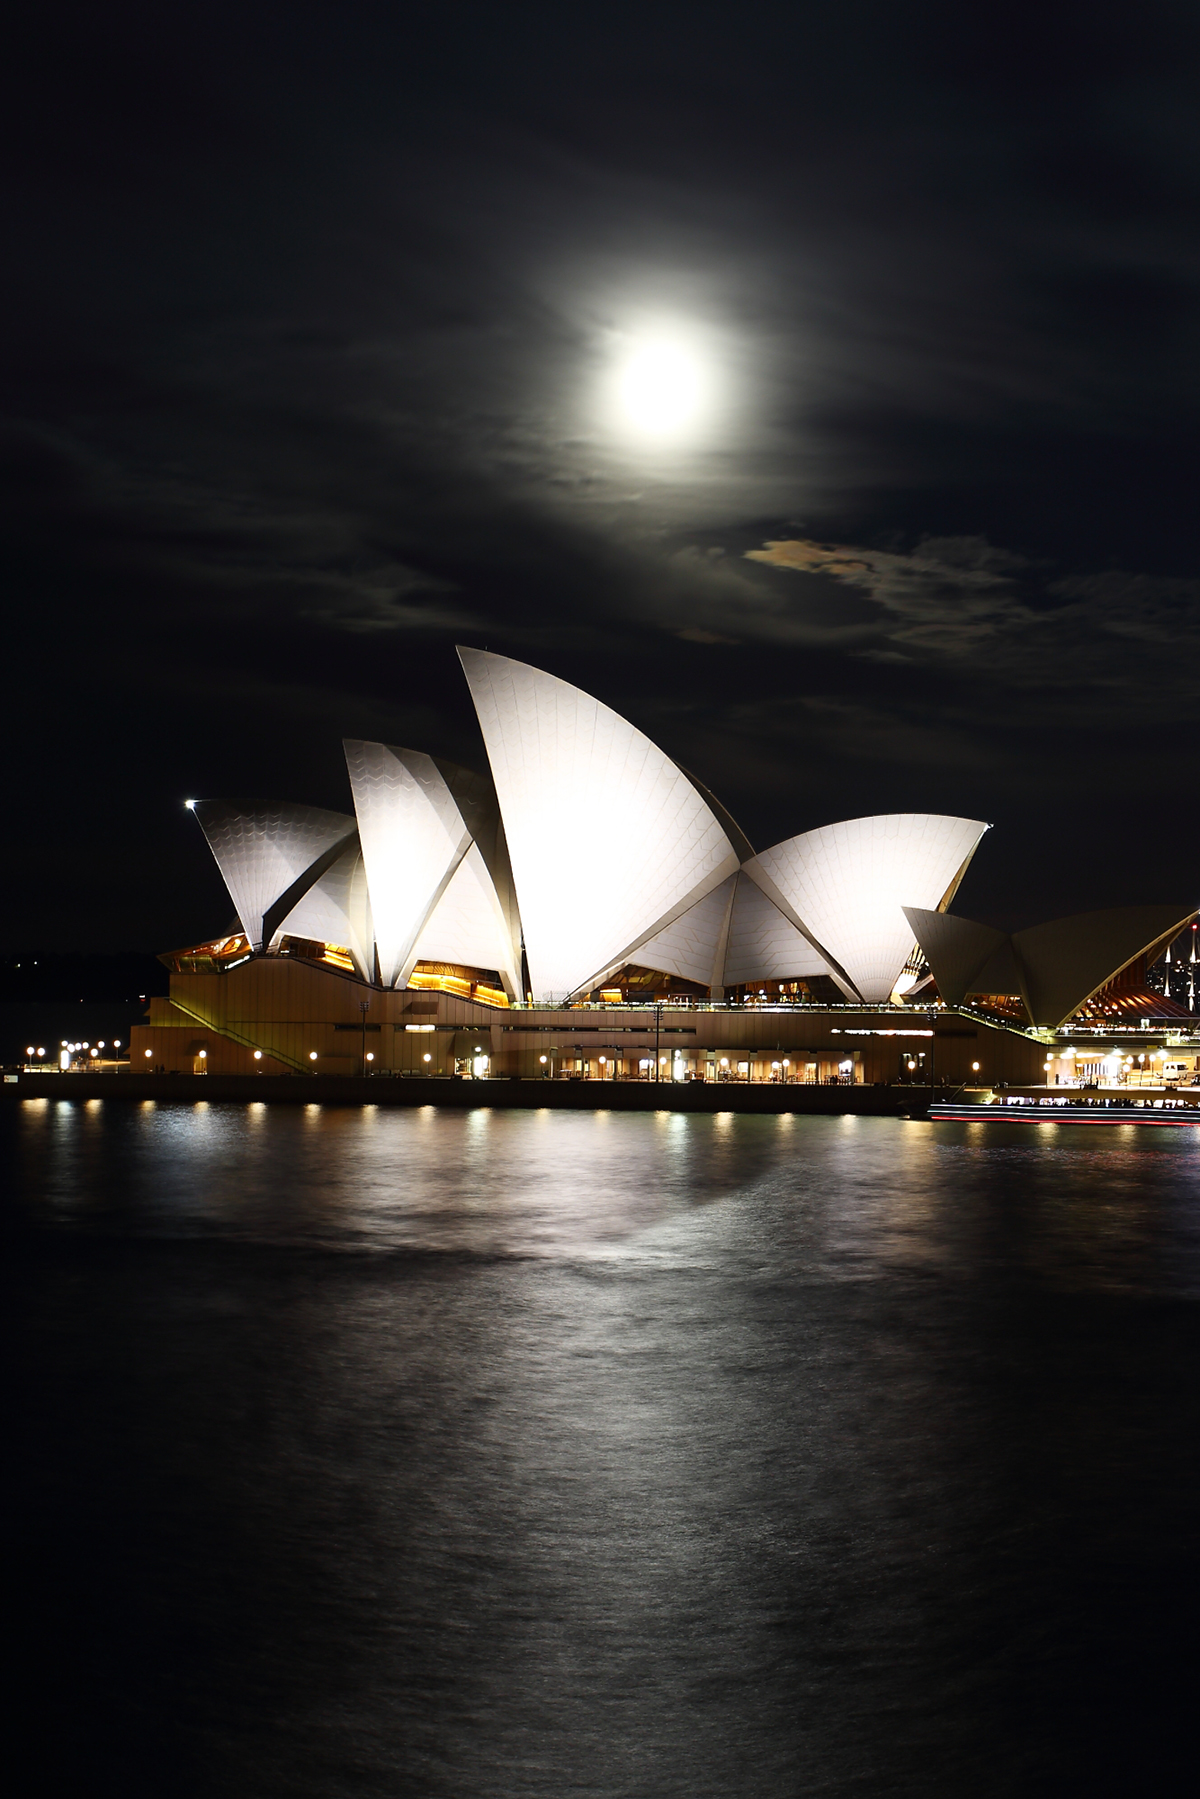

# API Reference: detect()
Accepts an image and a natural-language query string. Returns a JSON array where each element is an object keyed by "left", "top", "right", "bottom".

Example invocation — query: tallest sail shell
[{"left": 458, "top": 649, "right": 741, "bottom": 1001}]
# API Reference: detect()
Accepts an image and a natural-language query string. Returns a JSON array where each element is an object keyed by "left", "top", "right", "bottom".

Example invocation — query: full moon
[{"left": 612, "top": 335, "right": 710, "bottom": 440}]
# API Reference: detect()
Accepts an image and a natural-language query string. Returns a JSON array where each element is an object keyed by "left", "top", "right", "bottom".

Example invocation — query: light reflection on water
[
  {"left": 6, "top": 1097, "right": 1200, "bottom": 1796},
  {"left": 7, "top": 1097, "right": 1200, "bottom": 1292}
]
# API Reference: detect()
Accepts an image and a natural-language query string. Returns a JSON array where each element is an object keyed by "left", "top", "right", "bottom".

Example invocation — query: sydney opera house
[{"left": 131, "top": 650, "right": 1198, "bottom": 1088}]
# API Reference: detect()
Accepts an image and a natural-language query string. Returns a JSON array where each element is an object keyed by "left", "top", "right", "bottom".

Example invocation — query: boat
[{"left": 928, "top": 1094, "right": 1200, "bottom": 1126}]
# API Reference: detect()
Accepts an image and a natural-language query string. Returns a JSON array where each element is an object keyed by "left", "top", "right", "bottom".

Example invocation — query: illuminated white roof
[
  {"left": 344, "top": 741, "right": 473, "bottom": 987},
  {"left": 191, "top": 801, "right": 358, "bottom": 950},
  {"left": 745, "top": 813, "right": 987, "bottom": 1003},
  {"left": 413, "top": 844, "right": 521, "bottom": 996},
  {"left": 276, "top": 841, "right": 375, "bottom": 981},
  {"left": 459, "top": 648, "right": 741, "bottom": 999},
  {"left": 722, "top": 873, "right": 834, "bottom": 988},
  {"left": 627, "top": 876, "right": 738, "bottom": 988}
]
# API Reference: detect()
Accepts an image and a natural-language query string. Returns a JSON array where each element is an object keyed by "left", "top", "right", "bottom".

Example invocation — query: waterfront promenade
[{"left": 3, "top": 1071, "right": 937, "bottom": 1115}]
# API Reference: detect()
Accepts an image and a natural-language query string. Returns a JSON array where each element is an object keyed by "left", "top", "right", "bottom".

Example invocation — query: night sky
[{"left": 5, "top": 1, "right": 1198, "bottom": 952}]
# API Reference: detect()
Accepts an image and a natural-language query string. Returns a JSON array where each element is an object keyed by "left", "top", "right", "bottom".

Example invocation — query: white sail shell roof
[
  {"left": 344, "top": 741, "right": 473, "bottom": 988},
  {"left": 413, "top": 844, "right": 521, "bottom": 994},
  {"left": 275, "top": 841, "right": 375, "bottom": 982},
  {"left": 191, "top": 801, "right": 357, "bottom": 950},
  {"left": 459, "top": 648, "right": 741, "bottom": 1000},
  {"left": 722, "top": 874, "right": 833, "bottom": 988},
  {"left": 628, "top": 876, "right": 737, "bottom": 989},
  {"left": 745, "top": 813, "right": 987, "bottom": 1003}
]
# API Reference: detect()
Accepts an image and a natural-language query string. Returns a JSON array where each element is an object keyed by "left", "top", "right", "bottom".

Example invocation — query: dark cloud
[{"left": 3, "top": 0, "right": 1199, "bottom": 945}]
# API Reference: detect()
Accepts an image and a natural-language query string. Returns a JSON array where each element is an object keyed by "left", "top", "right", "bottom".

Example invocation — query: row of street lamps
[{"left": 23, "top": 1039, "right": 123, "bottom": 1070}]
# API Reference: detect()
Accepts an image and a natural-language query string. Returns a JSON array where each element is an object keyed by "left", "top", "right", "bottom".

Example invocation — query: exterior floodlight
[
  {"left": 184, "top": 799, "right": 196, "bottom": 810},
  {"left": 198, "top": 1050, "right": 207, "bottom": 1059}
]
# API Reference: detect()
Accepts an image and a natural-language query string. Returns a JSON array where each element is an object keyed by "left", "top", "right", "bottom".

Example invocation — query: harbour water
[{"left": 6, "top": 1097, "right": 1200, "bottom": 1795}]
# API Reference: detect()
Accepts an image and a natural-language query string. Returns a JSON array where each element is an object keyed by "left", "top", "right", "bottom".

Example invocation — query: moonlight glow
[{"left": 610, "top": 333, "right": 713, "bottom": 441}]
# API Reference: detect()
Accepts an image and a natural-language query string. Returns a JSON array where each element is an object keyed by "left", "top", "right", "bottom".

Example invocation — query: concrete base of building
[{"left": 3, "top": 1072, "right": 951, "bottom": 1115}]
